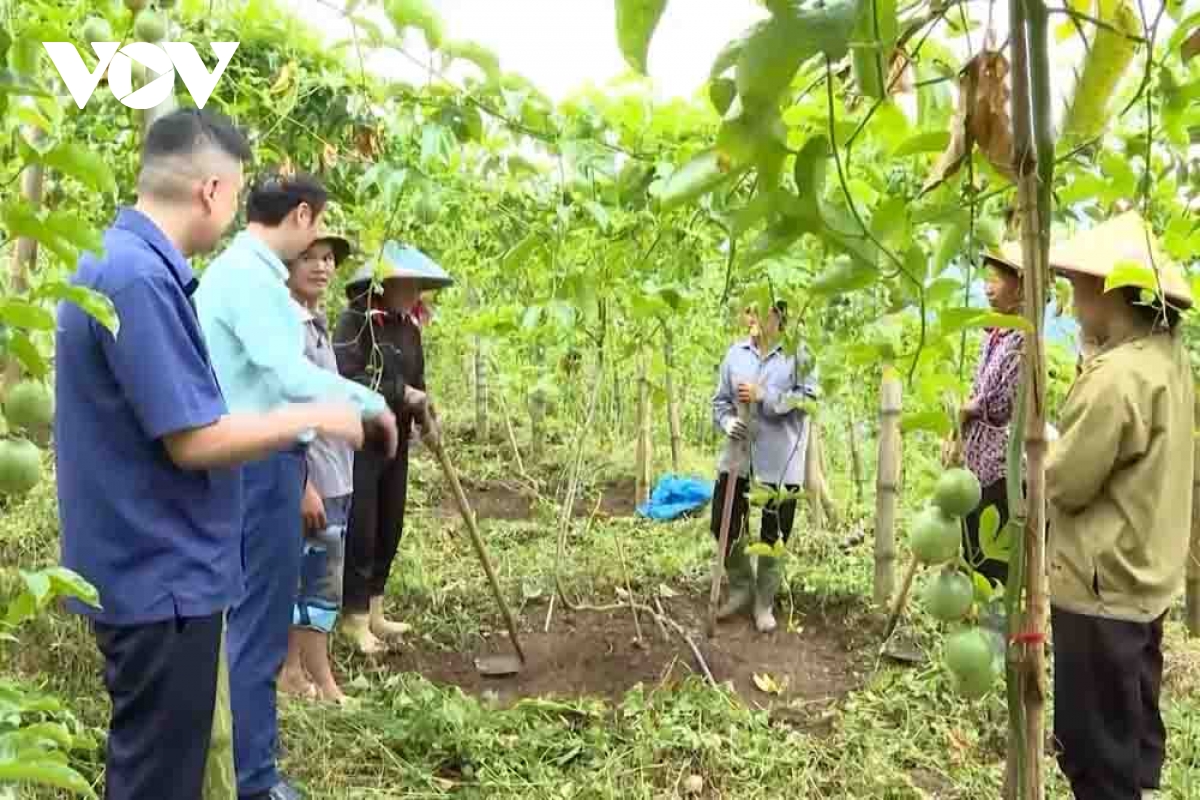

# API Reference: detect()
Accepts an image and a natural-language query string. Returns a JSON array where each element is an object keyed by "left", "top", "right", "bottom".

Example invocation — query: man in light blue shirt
[{"left": 195, "top": 173, "right": 397, "bottom": 800}]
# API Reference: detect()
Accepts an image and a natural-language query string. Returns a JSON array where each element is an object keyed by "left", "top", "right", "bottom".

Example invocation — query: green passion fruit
[
  {"left": 82, "top": 16, "right": 114, "bottom": 44},
  {"left": 3, "top": 380, "right": 53, "bottom": 431},
  {"left": 922, "top": 568, "right": 975, "bottom": 622},
  {"left": 944, "top": 627, "right": 997, "bottom": 697},
  {"left": 932, "top": 467, "right": 983, "bottom": 518},
  {"left": 0, "top": 437, "right": 43, "bottom": 496},
  {"left": 910, "top": 505, "right": 961, "bottom": 565},
  {"left": 135, "top": 10, "right": 167, "bottom": 42}
]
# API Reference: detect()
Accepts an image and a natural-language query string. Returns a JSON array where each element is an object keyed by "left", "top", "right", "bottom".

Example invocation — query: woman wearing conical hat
[
  {"left": 959, "top": 241, "right": 1026, "bottom": 589},
  {"left": 332, "top": 241, "right": 454, "bottom": 654},
  {"left": 1045, "top": 211, "right": 1194, "bottom": 800}
]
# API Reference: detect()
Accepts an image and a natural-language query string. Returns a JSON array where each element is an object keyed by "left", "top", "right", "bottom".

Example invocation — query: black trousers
[
  {"left": 1051, "top": 606, "right": 1167, "bottom": 800},
  {"left": 344, "top": 440, "right": 410, "bottom": 613},
  {"left": 709, "top": 473, "right": 799, "bottom": 554},
  {"left": 92, "top": 612, "right": 223, "bottom": 800},
  {"left": 963, "top": 478, "right": 1010, "bottom": 587}
]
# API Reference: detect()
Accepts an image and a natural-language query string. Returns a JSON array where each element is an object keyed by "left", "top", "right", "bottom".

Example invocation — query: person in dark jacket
[{"left": 333, "top": 242, "right": 454, "bottom": 653}]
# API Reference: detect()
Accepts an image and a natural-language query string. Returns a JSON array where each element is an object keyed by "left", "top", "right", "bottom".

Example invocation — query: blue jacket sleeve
[{"left": 225, "top": 276, "right": 389, "bottom": 418}]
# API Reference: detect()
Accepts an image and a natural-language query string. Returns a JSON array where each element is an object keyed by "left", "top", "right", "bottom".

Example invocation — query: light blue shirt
[
  {"left": 194, "top": 230, "right": 388, "bottom": 439},
  {"left": 712, "top": 338, "right": 819, "bottom": 486}
]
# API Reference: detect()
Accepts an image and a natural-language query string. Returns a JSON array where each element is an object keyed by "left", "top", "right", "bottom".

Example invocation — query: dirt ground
[
  {"left": 435, "top": 477, "right": 641, "bottom": 521},
  {"left": 384, "top": 592, "right": 870, "bottom": 722}
]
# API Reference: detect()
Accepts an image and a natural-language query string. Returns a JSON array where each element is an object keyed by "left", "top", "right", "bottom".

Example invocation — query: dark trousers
[
  {"left": 963, "top": 478, "right": 1010, "bottom": 587},
  {"left": 1051, "top": 606, "right": 1167, "bottom": 800},
  {"left": 93, "top": 612, "right": 223, "bottom": 800},
  {"left": 709, "top": 473, "right": 799, "bottom": 554},
  {"left": 227, "top": 448, "right": 306, "bottom": 798},
  {"left": 344, "top": 441, "right": 409, "bottom": 613}
]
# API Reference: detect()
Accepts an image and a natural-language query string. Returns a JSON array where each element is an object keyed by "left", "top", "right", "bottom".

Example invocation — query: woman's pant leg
[
  {"left": 344, "top": 451, "right": 385, "bottom": 614},
  {"left": 369, "top": 442, "right": 410, "bottom": 599},
  {"left": 963, "top": 478, "right": 1010, "bottom": 586}
]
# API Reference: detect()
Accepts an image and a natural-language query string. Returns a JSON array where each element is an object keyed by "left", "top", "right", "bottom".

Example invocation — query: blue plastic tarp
[{"left": 636, "top": 475, "right": 714, "bottom": 521}]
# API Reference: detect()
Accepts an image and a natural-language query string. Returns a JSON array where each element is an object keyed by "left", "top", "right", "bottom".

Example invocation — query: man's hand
[
  {"left": 403, "top": 386, "right": 428, "bottom": 413},
  {"left": 301, "top": 481, "right": 326, "bottom": 532},
  {"left": 365, "top": 409, "right": 400, "bottom": 459},
  {"left": 736, "top": 382, "right": 762, "bottom": 404},
  {"left": 309, "top": 402, "right": 365, "bottom": 449},
  {"left": 722, "top": 416, "right": 748, "bottom": 441}
]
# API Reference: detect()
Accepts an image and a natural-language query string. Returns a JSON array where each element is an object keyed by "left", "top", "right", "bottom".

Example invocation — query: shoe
[
  {"left": 754, "top": 555, "right": 783, "bottom": 633},
  {"left": 240, "top": 780, "right": 305, "bottom": 800},
  {"left": 369, "top": 595, "right": 411, "bottom": 640},
  {"left": 716, "top": 537, "right": 756, "bottom": 620},
  {"left": 341, "top": 612, "right": 386, "bottom": 655}
]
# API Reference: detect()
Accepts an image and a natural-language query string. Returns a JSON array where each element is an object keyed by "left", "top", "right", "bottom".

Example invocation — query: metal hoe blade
[{"left": 474, "top": 654, "right": 524, "bottom": 677}]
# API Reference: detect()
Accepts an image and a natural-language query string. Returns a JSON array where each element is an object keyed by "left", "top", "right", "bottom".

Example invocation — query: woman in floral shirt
[{"left": 961, "top": 244, "right": 1025, "bottom": 588}]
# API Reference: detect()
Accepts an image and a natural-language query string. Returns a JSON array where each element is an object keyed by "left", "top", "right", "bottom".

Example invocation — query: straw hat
[
  {"left": 982, "top": 240, "right": 1025, "bottom": 274},
  {"left": 1047, "top": 210, "right": 1192, "bottom": 310},
  {"left": 308, "top": 233, "right": 352, "bottom": 266},
  {"left": 345, "top": 241, "right": 455, "bottom": 296}
]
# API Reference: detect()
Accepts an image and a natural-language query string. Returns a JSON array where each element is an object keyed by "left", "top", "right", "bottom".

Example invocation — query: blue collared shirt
[
  {"left": 712, "top": 338, "right": 820, "bottom": 486},
  {"left": 194, "top": 231, "right": 387, "bottom": 430},
  {"left": 56, "top": 208, "right": 244, "bottom": 625}
]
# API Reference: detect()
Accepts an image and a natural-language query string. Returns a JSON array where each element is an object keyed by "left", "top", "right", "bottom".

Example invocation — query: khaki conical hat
[
  {"left": 983, "top": 240, "right": 1025, "bottom": 274},
  {"left": 1048, "top": 211, "right": 1192, "bottom": 309}
]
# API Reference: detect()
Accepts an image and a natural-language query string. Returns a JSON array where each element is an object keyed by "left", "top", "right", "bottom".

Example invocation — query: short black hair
[
  {"left": 142, "top": 108, "right": 251, "bottom": 164},
  {"left": 246, "top": 172, "right": 328, "bottom": 226}
]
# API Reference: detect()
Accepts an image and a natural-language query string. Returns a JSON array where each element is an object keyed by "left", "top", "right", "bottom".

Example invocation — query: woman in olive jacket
[
  {"left": 333, "top": 242, "right": 453, "bottom": 654},
  {"left": 1045, "top": 211, "right": 1194, "bottom": 800}
]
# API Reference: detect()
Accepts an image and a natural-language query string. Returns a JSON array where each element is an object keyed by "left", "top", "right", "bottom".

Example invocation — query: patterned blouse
[{"left": 964, "top": 329, "right": 1024, "bottom": 488}]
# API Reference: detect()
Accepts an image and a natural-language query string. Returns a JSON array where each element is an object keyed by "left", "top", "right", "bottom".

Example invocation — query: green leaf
[
  {"left": 0, "top": 759, "right": 96, "bottom": 798},
  {"left": 925, "top": 277, "right": 962, "bottom": 305},
  {"left": 40, "top": 143, "right": 116, "bottom": 195},
  {"left": 582, "top": 200, "right": 611, "bottom": 232},
  {"left": 0, "top": 299, "right": 53, "bottom": 331},
  {"left": 972, "top": 571, "right": 997, "bottom": 603},
  {"left": 650, "top": 149, "right": 744, "bottom": 211},
  {"left": 42, "top": 212, "right": 104, "bottom": 255},
  {"left": 901, "top": 410, "right": 952, "bottom": 435},
  {"left": 932, "top": 216, "right": 969, "bottom": 276},
  {"left": 1058, "top": 172, "right": 1106, "bottom": 205},
  {"left": 42, "top": 567, "right": 100, "bottom": 609},
  {"left": 892, "top": 130, "right": 952, "bottom": 157},
  {"left": 6, "top": 331, "right": 47, "bottom": 378},
  {"left": 709, "top": 78, "right": 737, "bottom": 115},
  {"left": 36, "top": 282, "right": 118, "bottom": 336},
  {"left": 1104, "top": 259, "right": 1158, "bottom": 294},
  {"left": 615, "top": 0, "right": 669, "bottom": 75},
  {"left": 980, "top": 513, "right": 1015, "bottom": 563},
  {"left": 810, "top": 257, "right": 878, "bottom": 295}
]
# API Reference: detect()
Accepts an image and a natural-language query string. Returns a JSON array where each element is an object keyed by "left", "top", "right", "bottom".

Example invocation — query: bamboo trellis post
[
  {"left": 663, "top": 325, "right": 683, "bottom": 473},
  {"left": 1188, "top": 394, "right": 1200, "bottom": 637},
  {"left": 805, "top": 420, "right": 839, "bottom": 529},
  {"left": 874, "top": 368, "right": 902, "bottom": 608},
  {"left": 3, "top": 100, "right": 45, "bottom": 393},
  {"left": 634, "top": 349, "right": 653, "bottom": 506}
]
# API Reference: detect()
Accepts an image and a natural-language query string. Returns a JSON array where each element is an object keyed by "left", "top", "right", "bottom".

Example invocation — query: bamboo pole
[
  {"left": 874, "top": 368, "right": 902, "bottom": 608},
  {"left": 635, "top": 349, "right": 653, "bottom": 506},
  {"left": 663, "top": 325, "right": 683, "bottom": 473},
  {"left": 848, "top": 412, "right": 865, "bottom": 505},
  {"left": 3, "top": 107, "right": 45, "bottom": 393},
  {"left": 1188, "top": 394, "right": 1200, "bottom": 637},
  {"left": 1009, "top": 0, "right": 1053, "bottom": 794}
]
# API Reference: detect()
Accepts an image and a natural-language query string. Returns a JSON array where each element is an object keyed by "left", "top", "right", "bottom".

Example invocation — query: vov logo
[{"left": 41, "top": 42, "right": 239, "bottom": 110}]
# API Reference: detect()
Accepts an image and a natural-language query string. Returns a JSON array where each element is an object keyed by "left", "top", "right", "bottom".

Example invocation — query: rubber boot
[
  {"left": 754, "top": 555, "right": 783, "bottom": 633},
  {"left": 369, "top": 595, "right": 411, "bottom": 640},
  {"left": 716, "top": 537, "right": 755, "bottom": 620},
  {"left": 341, "top": 612, "right": 385, "bottom": 655}
]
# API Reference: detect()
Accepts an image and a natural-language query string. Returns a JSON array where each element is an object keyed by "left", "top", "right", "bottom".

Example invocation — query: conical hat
[
  {"left": 982, "top": 240, "right": 1025, "bottom": 273},
  {"left": 1048, "top": 211, "right": 1192, "bottom": 309},
  {"left": 345, "top": 241, "right": 454, "bottom": 295}
]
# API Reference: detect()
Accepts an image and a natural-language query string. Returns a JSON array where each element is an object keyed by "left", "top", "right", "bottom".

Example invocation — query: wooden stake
[
  {"left": 883, "top": 556, "right": 920, "bottom": 641},
  {"left": 3, "top": 106, "right": 45, "bottom": 393},
  {"left": 707, "top": 402, "right": 750, "bottom": 638},
  {"left": 874, "top": 369, "right": 903, "bottom": 608},
  {"left": 635, "top": 349, "right": 653, "bottom": 506},
  {"left": 663, "top": 325, "right": 683, "bottom": 474},
  {"left": 848, "top": 413, "right": 865, "bottom": 505},
  {"left": 1188, "top": 394, "right": 1200, "bottom": 637}
]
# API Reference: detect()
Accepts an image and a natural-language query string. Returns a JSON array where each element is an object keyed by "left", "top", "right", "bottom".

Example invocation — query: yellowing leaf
[{"left": 752, "top": 672, "right": 787, "bottom": 695}]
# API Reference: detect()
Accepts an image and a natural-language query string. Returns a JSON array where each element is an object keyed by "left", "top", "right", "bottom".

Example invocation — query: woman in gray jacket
[{"left": 710, "top": 300, "right": 818, "bottom": 633}]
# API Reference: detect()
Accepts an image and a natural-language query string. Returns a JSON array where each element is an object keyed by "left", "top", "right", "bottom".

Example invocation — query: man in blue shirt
[
  {"left": 195, "top": 173, "right": 398, "bottom": 800},
  {"left": 56, "top": 109, "right": 367, "bottom": 800}
]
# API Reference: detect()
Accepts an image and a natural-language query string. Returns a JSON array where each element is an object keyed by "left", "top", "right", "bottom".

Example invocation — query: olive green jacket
[{"left": 1046, "top": 330, "right": 1195, "bottom": 623}]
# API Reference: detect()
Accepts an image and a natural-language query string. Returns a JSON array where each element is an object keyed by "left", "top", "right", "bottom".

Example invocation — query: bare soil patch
[{"left": 383, "top": 592, "right": 868, "bottom": 717}]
